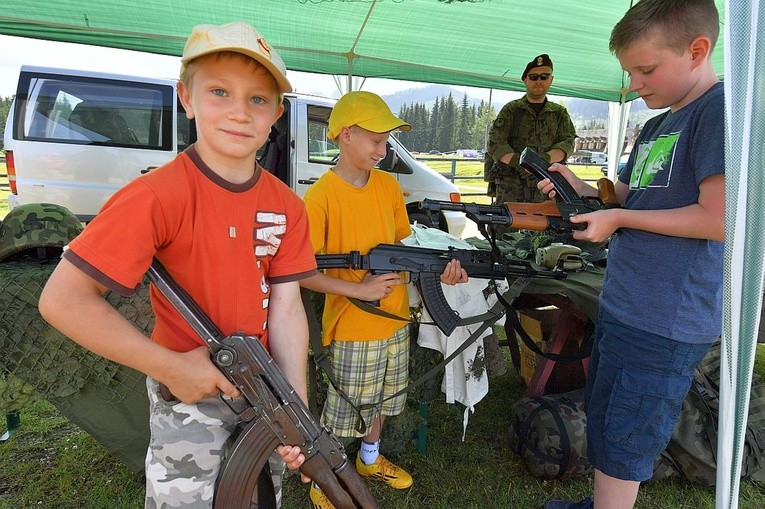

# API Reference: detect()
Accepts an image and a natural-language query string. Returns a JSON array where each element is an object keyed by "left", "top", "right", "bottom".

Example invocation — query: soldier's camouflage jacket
[{"left": 485, "top": 97, "right": 576, "bottom": 203}]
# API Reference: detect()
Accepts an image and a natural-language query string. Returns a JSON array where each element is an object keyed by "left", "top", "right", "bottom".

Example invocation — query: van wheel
[
  {"left": 409, "top": 211, "right": 448, "bottom": 232},
  {"left": 408, "top": 211, "right": 433, "bottom": 229}
]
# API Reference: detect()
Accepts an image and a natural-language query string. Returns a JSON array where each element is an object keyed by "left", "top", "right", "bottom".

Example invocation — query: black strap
[
  {"left": 310, "top": 297, "right": 507, "bottom": 434},
  {"left": 506, "top": 302, "right": 594, "bottom": 362},
  {"left": 348, "top": 296, "right": 502, "bottom": 331},
  {"left": 514, "top": 396, "right": 573, "bottom": 480}
]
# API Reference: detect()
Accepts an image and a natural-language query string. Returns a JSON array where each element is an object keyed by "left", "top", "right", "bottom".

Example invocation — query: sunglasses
[{"left": 527, "top": 73, "right": 551, "bottom": 81}]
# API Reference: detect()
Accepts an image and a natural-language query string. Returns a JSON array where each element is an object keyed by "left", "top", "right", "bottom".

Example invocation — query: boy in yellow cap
[
  {"left": 300, "top": 91, "right": 467, "bottom": 508},
  {"left": 40, "top": 21, "right": 315, "bottom": 507}
]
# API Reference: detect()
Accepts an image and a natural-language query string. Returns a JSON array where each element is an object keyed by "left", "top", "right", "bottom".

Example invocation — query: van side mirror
[{"left": 378, "top": 144, "right": 412, "bottom": 174}]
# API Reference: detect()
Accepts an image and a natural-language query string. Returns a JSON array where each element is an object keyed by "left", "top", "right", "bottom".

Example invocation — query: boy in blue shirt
[{"left": 539, "top": 1, "right": 724, "bottom": 508}]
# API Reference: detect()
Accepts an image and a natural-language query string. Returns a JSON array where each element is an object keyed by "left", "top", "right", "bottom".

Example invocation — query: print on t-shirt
[{"left": 631, "top": 131, "right": 679, "bottom": 190}]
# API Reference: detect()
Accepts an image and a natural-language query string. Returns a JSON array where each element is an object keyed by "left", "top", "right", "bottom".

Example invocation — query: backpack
[
  {"left": 508, "top": 388, "right": 593, "bottom": 479},
  {"left": 651, "top": 341, "right": 765, "bottom": 486},
  {"left": 508, "top": 342, "right": 765, "bottom": 485}
]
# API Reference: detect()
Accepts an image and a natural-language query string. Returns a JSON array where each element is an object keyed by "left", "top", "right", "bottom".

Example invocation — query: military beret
[{"left": 522, "top": 54, "right": 554, "bottom": 79}]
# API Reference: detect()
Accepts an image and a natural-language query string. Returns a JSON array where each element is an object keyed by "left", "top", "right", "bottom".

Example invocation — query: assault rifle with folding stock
[
  {"left": 315, "top": 243, "right": 565, "bottom": 336},
  {"left": 146, "top": 260, "right": 377, "bottom": 509},
  {"left": 420, "top": 147, "right": 621, "bottom": 235}
]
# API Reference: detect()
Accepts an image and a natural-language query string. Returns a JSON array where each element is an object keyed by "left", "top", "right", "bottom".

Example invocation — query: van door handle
[
  {"left": 141, "top": 166, "right": 159, "bottom": 174},
  {"left": 298, "top": 179, "right": 318, "bottom": 185}
]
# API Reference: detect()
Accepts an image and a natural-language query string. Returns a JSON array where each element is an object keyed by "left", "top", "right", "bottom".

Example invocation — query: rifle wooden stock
[
  {"left": 418, "top": 149, "right": 622, "bottom": 235},
  {"left": 499, "top": 200, "right": 564, "bottom": 231},
  {"left": 596, "top": 177, "right": 620, "bottom": 206}
]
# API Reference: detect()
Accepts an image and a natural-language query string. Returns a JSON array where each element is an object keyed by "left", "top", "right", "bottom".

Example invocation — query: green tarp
[{"left": 0, "top": 0, "right": 725, "bottom": 103}]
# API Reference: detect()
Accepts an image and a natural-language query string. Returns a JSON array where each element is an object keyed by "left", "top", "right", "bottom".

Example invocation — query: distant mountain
[
  {"left": 381, "top": 85, "right": 654, "bottom": 127},
  {"left": 381, "top": 85, "right": 472, "bottom": 112}
]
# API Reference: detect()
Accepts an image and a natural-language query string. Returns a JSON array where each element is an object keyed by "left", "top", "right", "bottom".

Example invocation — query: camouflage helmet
[{"left": 0, "top": 203, "right": 83, "bottom": 262}]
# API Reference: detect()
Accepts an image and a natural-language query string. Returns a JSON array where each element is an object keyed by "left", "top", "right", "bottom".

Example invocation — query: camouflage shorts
[{"left": 144, "top": 377, "right": 284, "bottom": 508}]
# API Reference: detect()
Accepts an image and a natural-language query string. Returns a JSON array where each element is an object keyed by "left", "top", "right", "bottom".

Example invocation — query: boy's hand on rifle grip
[
  {"left": 277, "top": 445, "right": 310, "bottom": 483},
  {"left": 358, "top": 272, "right": 402, "bottom": 301},
  {"left": 440, "top": 259, "right": 468, "bottom": 285},
  {"left": 161, "top": 346, "right": 241, "bottom": 404},
  {"left": 568, "top": 208, "right": 622, "bottom": 244}
]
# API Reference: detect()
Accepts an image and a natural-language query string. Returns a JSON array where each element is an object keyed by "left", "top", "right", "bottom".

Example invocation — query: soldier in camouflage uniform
[{"left": 485, "top": 54, "right": 576, "bottom": 207}]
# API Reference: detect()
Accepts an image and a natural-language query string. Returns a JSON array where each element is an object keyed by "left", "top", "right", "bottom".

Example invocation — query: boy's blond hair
[
  {"left": 610, "top": 0, "right": 720, "bottom": 56},
  {"left": 179, "top": 52, "right": 284, "bottom": 103}
]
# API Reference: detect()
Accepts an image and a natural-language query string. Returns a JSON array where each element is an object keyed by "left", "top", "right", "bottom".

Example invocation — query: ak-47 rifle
[
  {"left": 146, "top": 260, "right": 377, "bottom": 509},
  {"left": 316, "top": 243, "right": 565, "bottom": 336},
  {"left": 420, "top": 147, "right": 621, "bottom": 235}
]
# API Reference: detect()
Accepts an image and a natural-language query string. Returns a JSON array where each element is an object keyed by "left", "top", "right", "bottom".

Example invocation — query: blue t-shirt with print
[{"left": 600, "top": 82, "right": 724, "bottom": 344}]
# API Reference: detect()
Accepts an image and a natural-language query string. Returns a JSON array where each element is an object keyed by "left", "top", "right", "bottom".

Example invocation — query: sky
[{"left": 0, "top": 34, "right": 521, "bottom": 105}]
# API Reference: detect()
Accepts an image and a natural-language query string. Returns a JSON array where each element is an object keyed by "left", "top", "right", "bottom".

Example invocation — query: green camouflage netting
[{"left": 0, "top": 260, "right": 154, "bottom": 412}]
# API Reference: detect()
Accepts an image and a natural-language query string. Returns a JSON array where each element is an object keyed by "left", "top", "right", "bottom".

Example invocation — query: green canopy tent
[{"left": 2, "top": 2, "right": 760, "bottom": 508}]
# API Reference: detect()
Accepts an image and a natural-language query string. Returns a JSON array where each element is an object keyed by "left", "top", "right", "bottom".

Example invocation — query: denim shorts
[{"left": 585, "top": 309, "right": 712, "bottom": 481}]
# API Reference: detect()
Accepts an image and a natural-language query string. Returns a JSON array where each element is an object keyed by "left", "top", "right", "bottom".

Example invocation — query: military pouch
[
  {"left": 535, "top": 243, "right": 583, "bottom": 271},
  {"left": 487, "top": 161, "right": 513, "bottom": 181}
]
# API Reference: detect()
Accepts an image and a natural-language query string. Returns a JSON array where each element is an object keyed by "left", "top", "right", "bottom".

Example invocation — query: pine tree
[
  {"left": 429, "top": 97, "right": 441, "bottom": 152},
  {"left": 458, "top": 93, "right": 472, "bottom": 149},
  {"left": 438, "top": 92, "right": 456, "bottom": 152}
]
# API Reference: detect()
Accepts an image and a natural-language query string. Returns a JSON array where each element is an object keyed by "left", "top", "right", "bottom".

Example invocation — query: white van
[
  {"left": 578, "top": 151, "right": 607, "bottom": 165},
  {"left": 4, "top": 66, "right": 465, "bottom": 235}
]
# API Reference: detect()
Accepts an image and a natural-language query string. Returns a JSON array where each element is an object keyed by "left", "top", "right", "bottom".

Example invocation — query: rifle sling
[
  {"left": 348, "top": 297, "right": 502, "bottom": 330},
  {"left": 311, "top": 296, "right": 508, "bottom": 434},
  {"left": 505, "top": 293, "right": 594, "bottom": 362}
]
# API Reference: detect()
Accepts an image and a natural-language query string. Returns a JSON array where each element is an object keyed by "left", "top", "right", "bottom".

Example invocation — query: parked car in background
[
  {"left": 5, "top": 65, "right": 465, "bottom": 236},
  {"left": 601, "top": 153, "right": 630, "bottom": 176}
]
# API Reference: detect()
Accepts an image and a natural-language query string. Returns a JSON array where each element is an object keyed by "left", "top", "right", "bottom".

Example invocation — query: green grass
[{"left": 2, "top": 345, "right": 765, "bottom": 508}]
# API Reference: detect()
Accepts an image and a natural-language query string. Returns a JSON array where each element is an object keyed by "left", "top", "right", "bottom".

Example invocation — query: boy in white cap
[
  {"left": 40, "top": 21, "right": 315, "bottom": 508},
  {"left": 300, "top": 91, "right": 467, "bottom": 508}
]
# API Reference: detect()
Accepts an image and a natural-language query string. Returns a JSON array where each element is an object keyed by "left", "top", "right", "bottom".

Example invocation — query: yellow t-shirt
[{"left": 303, "top": 169, "right": 412, "bottom": 344}]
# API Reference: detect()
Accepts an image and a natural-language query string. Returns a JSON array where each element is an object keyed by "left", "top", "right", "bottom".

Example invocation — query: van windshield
[{"left": 19, "top": 74, "right": 176, "bottom": 150}]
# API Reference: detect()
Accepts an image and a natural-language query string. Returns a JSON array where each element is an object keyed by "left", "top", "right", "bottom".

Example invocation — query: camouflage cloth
[
  {"left": 145, "top": 377, "right": 284, "bottom": 508},
  {"left": 651, "top": 341, "right": 765, "bottom": 486},
  {"left": 485, "top": 98, "right": 576, "bottom": 204},
  {"left": 508, "top": 388, "right": 592, "bottom": 479}
]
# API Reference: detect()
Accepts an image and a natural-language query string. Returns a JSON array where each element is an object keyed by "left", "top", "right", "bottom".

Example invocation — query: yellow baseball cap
[
  {"left": 181, "top": 21, "right": 292, "bottom": 93},
  {"left": 328, "top": 91, "right": 411, "bottom": 140}
]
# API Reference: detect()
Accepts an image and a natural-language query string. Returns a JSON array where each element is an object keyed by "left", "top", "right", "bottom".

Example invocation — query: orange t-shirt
[{"left": 65, "top": 147, "right": 317, "bottom": 352}]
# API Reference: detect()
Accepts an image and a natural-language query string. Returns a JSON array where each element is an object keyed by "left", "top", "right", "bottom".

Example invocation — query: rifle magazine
[
  {"left": 417, "top": 272, "right": 460, "bottom": 336},
  {"left": 215, "top": 418, "right": 278, "bottom": 508}
]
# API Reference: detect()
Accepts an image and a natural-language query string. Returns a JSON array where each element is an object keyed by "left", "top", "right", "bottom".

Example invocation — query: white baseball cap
[{"left": 181, "top": 21, "right": 292, "bottom": 93}]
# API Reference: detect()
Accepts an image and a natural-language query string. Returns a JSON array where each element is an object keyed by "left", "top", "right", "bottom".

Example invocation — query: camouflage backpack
[
  {"left": 651, "top": 341, "right": 765, "bottom": 486},
  {"left": 508, "top": 388, "right": 593, "bottom": 479},
  {"left": 0, "top": 203, "right": 83, "bottom": 263}
]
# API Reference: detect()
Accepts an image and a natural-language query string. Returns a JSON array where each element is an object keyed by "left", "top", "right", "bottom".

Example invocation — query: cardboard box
[{"left": 517, "top": 306, "right": 560, "bottom": 385}]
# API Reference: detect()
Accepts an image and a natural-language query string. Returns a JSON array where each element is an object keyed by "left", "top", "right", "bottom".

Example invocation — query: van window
[
  {"left": 14, "top": 72, "right": 185, "bottom": 151},
  {"left": 306, "top": 104, "right": 337, "bottom": 164}
]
